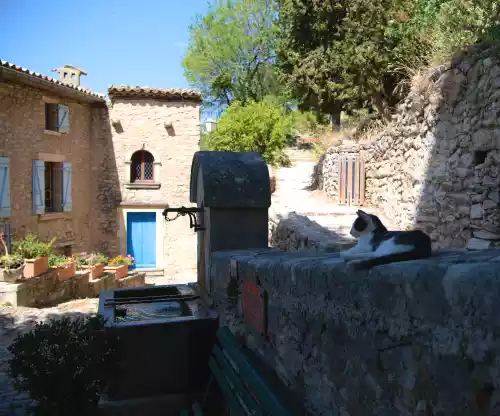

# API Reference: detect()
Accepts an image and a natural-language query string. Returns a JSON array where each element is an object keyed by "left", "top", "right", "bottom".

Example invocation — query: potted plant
[
  {"left": 14, "top": 234, "right": 54, "bottom": 278},
  {"left": 76, "top": 252, "right": 108, "bottom": 280},
  {"left": 0, "top": 254, "right": 24, "bottom": 283},
  {"left": 104, "top": 255, "right": 134, "bottom": 280},
  {"left": 49, "top": 254, "right": 76, "bottom": 282}
]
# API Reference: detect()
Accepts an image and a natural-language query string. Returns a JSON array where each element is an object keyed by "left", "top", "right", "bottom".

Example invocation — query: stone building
[{"left": 0, "top": 61, "right": 201, "bottom": 281}]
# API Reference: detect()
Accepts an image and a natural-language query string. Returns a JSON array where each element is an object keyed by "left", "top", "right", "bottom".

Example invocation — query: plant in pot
[
  {"left": 104, "top": 255, "right": 134, "bottom": 280},
  {"left": 0, "top": 253, "right": 24, "bottom": 283},
  {"left": 77, "top": 252, "right": 108, "bottom": 280},
  {"left": 0, "top": 232, "right": 24, "bottom": 283},
  {"left": 8, "top": 315, "right": 122, "bottom": 415},
  {"left": 49, "top": 254, "right": 76, "bottom": 282},
  {"left": 14, "top": 234, "right": 55, "bottom": 279}
]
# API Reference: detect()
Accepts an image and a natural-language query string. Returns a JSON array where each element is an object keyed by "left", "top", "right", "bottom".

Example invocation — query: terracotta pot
[
  {"left": 81, "top": 263, "right": 105, "bottom": 280},
  {"left": 104, "top": 264, "right": 128, "bottom": 280},
  {"left": 23, "top": 256, "right": 49, "bottom": 278},
  {"left": 0, "top": 264, "right": 24, "bottom": 283},
  {"left": 51, "top": 261, "right": 76, "bottom": 282}
]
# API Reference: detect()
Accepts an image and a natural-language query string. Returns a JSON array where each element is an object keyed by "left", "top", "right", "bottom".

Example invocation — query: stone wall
[
  {"left": 269, "top": 211, "right": 354, "bottom": 253},
  {"left": 210, "top": 248, "right": 500, "bottom": 416},
  {"left": 0, "top": 82, "right": 93, "bottom": 252},
  {"left": 106, "top": 97, "right": 201, "bottom": 281},
  {"left": 317, "top": 44, "right": 500, "bottom": 249},
  {"left": 0, "top": 271, "right": 145, "bottom": 307}
]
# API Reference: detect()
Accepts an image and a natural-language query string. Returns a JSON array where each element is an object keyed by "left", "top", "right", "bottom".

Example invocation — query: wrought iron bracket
[{"left": 162, "top": 206, "right": 205, "bottom": 231}]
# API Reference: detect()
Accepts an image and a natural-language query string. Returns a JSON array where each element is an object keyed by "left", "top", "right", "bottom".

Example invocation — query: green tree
[
  {"left": 276, "top": 0, "right": 431, "bottom": 125},
  {"left": 183, "top": 0, "right": 281, "bottom": 112},
  {"left": 205, "top": 97, "right": 294, "bottom": 165}
]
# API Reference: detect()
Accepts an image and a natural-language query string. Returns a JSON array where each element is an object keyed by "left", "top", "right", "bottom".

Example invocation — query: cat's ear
[{"left": 357, "top": 209, "right": 368, "bottom": 217}]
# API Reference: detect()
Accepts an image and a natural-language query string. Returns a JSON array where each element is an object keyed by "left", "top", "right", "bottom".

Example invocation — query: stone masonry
[
  {"left": 317, "top": 44, "right": 500, "bottom": 250},
  {"left": 107, "top": 91, "right": 201, "bottom": 281},
  {"left": 0, "top": 81, "right": 96, "bottom": 253},
  {"left": 211, "top": 248, "right": 500, "bottom": 416}
]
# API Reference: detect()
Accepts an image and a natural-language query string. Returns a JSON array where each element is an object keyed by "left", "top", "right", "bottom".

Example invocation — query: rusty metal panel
[{"left": 241, "top": 279, "right": 267, "bottom": 338}]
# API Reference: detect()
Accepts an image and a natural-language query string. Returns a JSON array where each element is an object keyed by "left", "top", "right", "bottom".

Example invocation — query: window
[
  {"left": 32, "top": 160, "right": 72, "bottom": 215},
  {"left": 131, "top": 150, "right": 154, "bottom": 183},
  {"left": 45, "top": 103, "right": 70, "bottom": 133},
  {"left": 44, "top": 162, "right": 62, "bottom": 213}
]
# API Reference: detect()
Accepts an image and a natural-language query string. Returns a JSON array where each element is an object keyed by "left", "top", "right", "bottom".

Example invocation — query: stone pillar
[{"left": 189, "top": 151, "right": 271, "bottom": 294}]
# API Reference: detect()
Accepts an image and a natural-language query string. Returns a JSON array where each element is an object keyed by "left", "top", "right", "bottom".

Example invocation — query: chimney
[{"left": 52, "top": 64, "right": 88, "bottom": 87}]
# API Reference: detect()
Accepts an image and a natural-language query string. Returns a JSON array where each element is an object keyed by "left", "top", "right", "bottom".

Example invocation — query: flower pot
[
  {"left": 81, "top": 263, "right": 105, "bottom": 280},
  {"left": 23, "top": 256, "right": 49, "bottom": 278},
  {"left": 0, "top": 264, "right": 25, "bottom": 283},
  {"left": 51, "top": 261, "right": 76, "bottom": 282},
  {"left": 104, "top": 264, "right": 128, "bottom": 280}
]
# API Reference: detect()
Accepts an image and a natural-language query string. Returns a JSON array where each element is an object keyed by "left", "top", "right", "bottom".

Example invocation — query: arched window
[{"left": 131, "top": 150, "right": 154, "bottom": 182}]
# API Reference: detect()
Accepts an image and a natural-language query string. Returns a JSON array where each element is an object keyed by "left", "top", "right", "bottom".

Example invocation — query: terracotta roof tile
[
  {"left": 108, "top": 85, "right": 202, "bottom": 102},
  {"left": 0, "top": 60, "right": 104, "bottom": 99}
]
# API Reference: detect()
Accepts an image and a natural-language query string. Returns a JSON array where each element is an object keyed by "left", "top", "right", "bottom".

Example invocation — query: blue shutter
[
  {"left": 62, "top": 162, "right": 72, "bottom": 212},
  {"left": 0, "top": 157, "right": 11, "bottom": 218},
  {"left": 57, "top": 104, "right": 69, "bottom": 133},
  {"left": 32, "top": 160, "right": 45, "bottom": 215}
]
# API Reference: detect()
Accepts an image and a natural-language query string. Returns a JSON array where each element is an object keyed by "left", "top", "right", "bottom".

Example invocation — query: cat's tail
[{"left": 351, "top": 250, "right": 432, "bottom": 270}]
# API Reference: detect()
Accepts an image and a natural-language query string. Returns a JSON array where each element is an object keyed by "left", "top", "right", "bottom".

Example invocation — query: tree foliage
[
  {"left": 205, "top": 97, "right": 294, "bottom": 165},
  {"left": 183, "top": 0, "right": 280, "bottom": 112},
  {"left": 276, "top": 0, "right": 431, "bottom": 124}
]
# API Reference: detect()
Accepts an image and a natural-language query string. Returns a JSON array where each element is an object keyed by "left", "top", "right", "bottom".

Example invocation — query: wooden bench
[{"left": 181, "top": 326, "right": 302, "bottom": 415}]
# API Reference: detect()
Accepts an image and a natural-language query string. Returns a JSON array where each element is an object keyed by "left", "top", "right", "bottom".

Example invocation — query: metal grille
[
  {"left": 0, "top": 223, "right": 12, "bottom": 255},
  {"left": 131, "top": 150, "right": 154, "bottom": 182},
  {"left": 338, "top": 153, "right": 365, "bottom": 206}
]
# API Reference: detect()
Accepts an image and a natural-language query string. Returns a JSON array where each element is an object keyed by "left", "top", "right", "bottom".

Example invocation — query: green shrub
[
  {"left": 0, "top": 254, "right": 23, "bottom": 270},
  {"left": 48, "top": 254, "right": 72, "bottom": 268},
  {"left": 8, "top": 315, "right": 121, "bottom": 416},
  {"left": 206, "top": 97, "right": 295, "bottom": 166},
  {"left": 429, "top": 0, "right": 500, "bottom": 63},
  {"left": 14, "top": 234, "right": 54, "bottom": 259}
]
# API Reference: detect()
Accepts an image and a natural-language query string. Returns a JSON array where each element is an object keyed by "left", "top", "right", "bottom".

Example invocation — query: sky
[{"left": 1, "top": 0, "right": 211, "bottom": 99}]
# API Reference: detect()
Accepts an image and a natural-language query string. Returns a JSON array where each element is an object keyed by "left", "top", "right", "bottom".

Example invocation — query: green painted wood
[
  {"left": 208, "top": 357, "right": 247, "bottom": 415},
  {"left": 213, "top": 345, "right": 263, "bottom": 416},
  {"left": 216, "top": 327, "right": 291, "bottom": 415},
  {"left": 192, "top": 401, "right": 203, "bottom": 416}
]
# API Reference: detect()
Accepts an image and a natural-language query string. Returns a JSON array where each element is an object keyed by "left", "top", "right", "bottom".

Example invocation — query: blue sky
[{"left": 1, "top": 0, "right": 210, "bottom": 97}]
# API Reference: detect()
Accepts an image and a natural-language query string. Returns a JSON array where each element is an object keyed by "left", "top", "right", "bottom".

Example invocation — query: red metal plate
[{"left": 241, "top": 280, "right": 267, "bottom": 337}]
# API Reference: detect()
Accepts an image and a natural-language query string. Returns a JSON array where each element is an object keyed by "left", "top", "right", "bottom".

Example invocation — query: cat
[{"left": 339, "top": 209, "right": 432, "bottom": 270}]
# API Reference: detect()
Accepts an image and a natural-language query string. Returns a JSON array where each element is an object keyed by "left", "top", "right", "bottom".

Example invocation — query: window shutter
[
  {"left": 62, "top": 162, "right": 72, "bottom": 212},
  {"left": 0, "top": 157, "right": 11, "bottom": 218},
  {"left": 57, "top": 104, "right": 70, "bottom": 133},
  {"left": 32, "top": 160, "right": 45, "bottom": 215}
]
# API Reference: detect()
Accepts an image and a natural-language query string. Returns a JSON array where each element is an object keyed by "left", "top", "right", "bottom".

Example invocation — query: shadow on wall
[
  {"left": 411, "top": 44, "right": 500, "bottom": 249},
  {"left": 90, "top": 105, "right": 122, "bottom": 257}
]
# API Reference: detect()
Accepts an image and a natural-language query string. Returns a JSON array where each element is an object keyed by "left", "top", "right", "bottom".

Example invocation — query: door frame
[{"left": 119, "top": 207, "right": 164, "bottom": 269}]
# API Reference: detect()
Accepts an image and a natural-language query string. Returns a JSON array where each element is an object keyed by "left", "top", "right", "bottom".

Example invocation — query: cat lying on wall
[{"left": 340, "top": 210, "right": 432, "bottom": 270}]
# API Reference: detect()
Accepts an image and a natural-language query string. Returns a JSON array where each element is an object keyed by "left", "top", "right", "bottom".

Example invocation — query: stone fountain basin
[{"left": 98, "top": 284, "right": 219, "bottom": 401}]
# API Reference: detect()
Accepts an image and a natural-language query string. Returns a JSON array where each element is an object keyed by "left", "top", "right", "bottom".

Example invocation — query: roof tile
[
  {"left": 0, "top": 60, "right": 104, "bottom": 99},
  {"left": 108, "top": 85, "right": 202, "bottom": 102}
]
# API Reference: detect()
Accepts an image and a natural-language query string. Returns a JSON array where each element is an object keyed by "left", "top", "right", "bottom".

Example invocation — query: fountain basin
[{"left": 98, "top": 284, "right": 219, "bottom": 401}]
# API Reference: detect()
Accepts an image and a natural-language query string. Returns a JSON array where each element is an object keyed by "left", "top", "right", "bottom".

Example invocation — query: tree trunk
[
  {"left": 372, "top": 91, "right": 391, "bottom": 121},
  {"left": 330, "top": 102, "right": 342, "bottom": 131}
]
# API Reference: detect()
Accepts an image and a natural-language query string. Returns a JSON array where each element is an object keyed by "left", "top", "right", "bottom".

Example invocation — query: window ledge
[
  {"left": 38, "top": 212, "right": 71, "bottom": 222},
  {"left": 44, "top": 129, "right": 63, "bottom": 137},
  {"left": 125, "top": 183, "right": 161, "bottom": 190}
]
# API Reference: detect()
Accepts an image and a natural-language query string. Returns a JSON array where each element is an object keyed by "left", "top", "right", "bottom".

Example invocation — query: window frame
[
  {"left": 130, "top": 150, "right": 155, "bottom": 183},
  {"left": 44, "top": 103, "right": 70, "bottom": 133}
]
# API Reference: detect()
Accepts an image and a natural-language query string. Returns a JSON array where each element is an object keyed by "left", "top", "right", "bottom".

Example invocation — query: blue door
[{"left": 127, "top": 212, "right": 156, "bottom": 269}]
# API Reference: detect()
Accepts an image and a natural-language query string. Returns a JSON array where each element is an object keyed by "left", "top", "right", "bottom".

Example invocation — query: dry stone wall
[{"left": 318, "top": 44, "right": 500, "bottom": 249}]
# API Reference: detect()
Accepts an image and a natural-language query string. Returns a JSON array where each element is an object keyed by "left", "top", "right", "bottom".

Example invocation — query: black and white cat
[{"left": 340, "top": 210, "right": 432, "bottom": 269}]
